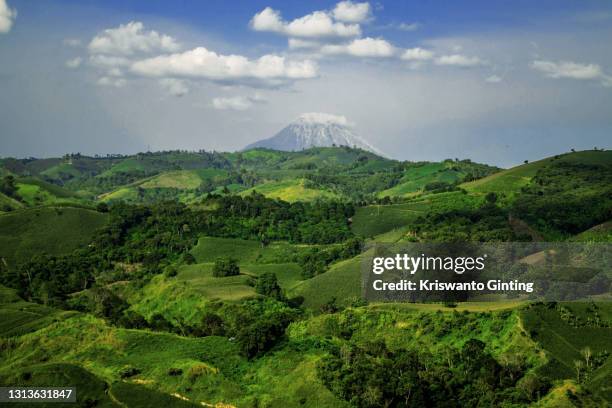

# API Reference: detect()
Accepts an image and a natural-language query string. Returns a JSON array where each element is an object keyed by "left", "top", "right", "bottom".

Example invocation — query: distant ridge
[{"left": 244, "top": 113, "right": 382, "bottom": 155}]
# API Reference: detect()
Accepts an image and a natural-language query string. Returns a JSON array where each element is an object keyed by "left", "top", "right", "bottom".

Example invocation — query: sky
[{"left": 0, "top": 0, "right": 611, "bottom": 167}]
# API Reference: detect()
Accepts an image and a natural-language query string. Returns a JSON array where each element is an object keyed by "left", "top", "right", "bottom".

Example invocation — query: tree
[
  {"left": 485, "top": 192, "right": 498, "bottom": 205},
  {"left": 0, "top": 175, "right": 17, "bottom": 198},
  {"left": 581, "top": 347, "right": 592, "bottom": 368},
  {"left": 198, "top": 313, "right": 225, "bottom": 336},
  {"left": 574, "top": 360, "right": 584, "bottom": 382},
  {"left": 212, "top": 258, "right": 239, "bottom": 277},
  {"left": 96, "top": 202, "right": 109, "bottom": 213},
  {"left": 181, "top": 252, "right": 196, "bottom": 265},
  {"left": 255, "top": 272, "right": 283, "bottom": 300}
]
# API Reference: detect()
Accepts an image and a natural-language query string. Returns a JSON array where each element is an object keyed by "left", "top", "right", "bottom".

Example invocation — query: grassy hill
[
  {"left": 379, "top": 160, "right": 499, "bottom": 197},
  {"left": 351, "top": 191, "right": 482, "bottom": 237},
  {"left": 239, "top": 178, "right": 340, "bottom": 202},
  {"left": 0, "top": 191, "right": 23, "bottom": 212},
  {"left": 462, "top": 150, "right": 612, "bottom": 197},
  {"left": 521, "top": 302, "right": 612, "bottom": 401},
  {"left": 190, "top": 236, "right": 318, "bottom": 264},
  {"left": 0, "top": 148, "right": 610, "bottom": 406},
  {"left": 0, "top": 206, "right": 108, "bottom": 268}
]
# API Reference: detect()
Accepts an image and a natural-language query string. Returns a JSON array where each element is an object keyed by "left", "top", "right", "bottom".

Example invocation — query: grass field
[
  {"left": 240, "top": 179, "right": 339, "bottom": 202},
  {"left": 0, "top": 206, "right": 108, "bottom": 268},
  {"left": 352, "top": 191, "right": 484, "bottom": 237},
  {"left": 290, "top": 255, "right": 363, "bottom": 310},
  {"left": 131, "top": 261, "right": 304, "bottom": 323},
  {"left": 521, "top": 302, "right": 612, "bottom": 401},
  {"left": 139, "top": 170, "right": 203, "bottom": 189},
  {"left": 462, "top": 150, "right": 612, "bottom": 198},
  {"left": 0, "top": 285, "right": 77, "bottom": 338},
  {"left": 191, "top": 236, "right": 316, "bottom": 264},
  {"left": 0, "top": 363, "right": 118, "bottom": 407},
  {"left": 351, "top": 203, "right": 426, "bottom": 237},
  {"left": 0, "top": 191, "right": 23, "bottom": 212}
]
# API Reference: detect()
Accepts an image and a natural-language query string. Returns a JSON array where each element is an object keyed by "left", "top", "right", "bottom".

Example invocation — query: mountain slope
[{"left": 244, "top": 113, "right": 382, "bottom": 154}]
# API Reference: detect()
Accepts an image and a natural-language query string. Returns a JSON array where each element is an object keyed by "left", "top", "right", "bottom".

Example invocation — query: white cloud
[
  {"left": 401, "top": 47, "right": 434, "bottom": 61},
  {"left": 288, "top": 38, "right": 321, "bottom": 50},
  {"left": 89, "top": 54, "right": 131, "bottom": 69},
  {"left": 485, "top": 74, "right": 502, "bottom": 83},
  {"left": 435, "top": 54, "right": 485, "bottom": 67},
  {"left": 531, "top": 59, "right": 612, "bottom": 87},
  {"left": 298, "top": 112, "right": 350, "bottom": 126},
  {"left": 130, "top": 47, "right": 318, "bottom": 86},
  {"left": 321, "top": 37, "right": 394, "bottom": 57},
  {"left": 0, "top": 0, "right": 16, "bottom": 34},
  {"left": 65, "top": 57, "right": 83, "bottom": 69},
  {"left": 332, "top": 1, "right": 371, "bottom": 23},
  {"left": 531, "top": 60, "right": 602, "bottom": 80},
  {"left": 88, "top": 21, "right": 180, "bottom": 56},
  {"left": 212, "top": 95, "right": 266, "bottom": 111},
  {"left": 159, "top": 78, "right": 189, "bottom": 97},
  {"left": 251, "top": 7, "right": 361, "bottom": 38},
  {"left": 397, "top": 22, "right": 420, "bottom": 31}
]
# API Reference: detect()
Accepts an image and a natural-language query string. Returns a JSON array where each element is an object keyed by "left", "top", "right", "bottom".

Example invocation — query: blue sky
[{"left": 1, "top": 0, "right": 611, "bottom": 166}]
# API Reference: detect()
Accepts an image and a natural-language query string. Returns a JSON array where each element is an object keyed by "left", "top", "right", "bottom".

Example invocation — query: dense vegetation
[{"left": 0, "top": 147, "right": 610, "bottom": 407}]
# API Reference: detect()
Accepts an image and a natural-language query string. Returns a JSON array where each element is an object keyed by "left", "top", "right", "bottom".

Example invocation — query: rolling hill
[
  {"left": 0, "top": 148, "right": 610, "bottom": 407},
  {"left": 0, "top": 206, "right": 109, "bottom": 268}
]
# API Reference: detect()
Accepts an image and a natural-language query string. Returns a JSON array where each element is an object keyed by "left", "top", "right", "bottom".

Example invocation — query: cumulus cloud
[
  {"left": 65, "top": 57, "right": 83, "bottom": 69},
  {"left": 130, "top": 47, "right": 318, "bottom": 86},
  {"left": 332, "top": 1, "right": 371, "bottom": 23},
  {"left": 298, "top": 112, "right": 350, "bottom": 126},
  {"left": 89, "top": 54, "right": 131, "bottom": 69},
  {"left": 531, "top": 60, "right": 601, "bottom": 79},
  {"left": 251, "top": 6, "right": 361, "bottom": 38},
  {"left": 159, "top": 78, "right": 189, "bottom": 97},
  {"left": 531, "top": 59, "right": 612, "bottom": 87},
  {"left": 401, "top": 47, "right": 434, "bottom": 61},
  {"left": 321, "top": 37, "right": 394, "bottom": 57},
  {"left": 212, "top": 94, "right": 266, "bottom": 111},
  {"left": 0, "top": 0, "right": 16, "bottom": 34},
  {"left": 485, "top": 74, "right": 502, "bottom": 83},
  {"left": 288, "top": 38, "right": 321, "bottom": 50},
  {"left": 435, "top": 54, "right": 485, "bottom": 67},
  {"left": 88, "top": 21, "right": 180, "bottom": 56}
]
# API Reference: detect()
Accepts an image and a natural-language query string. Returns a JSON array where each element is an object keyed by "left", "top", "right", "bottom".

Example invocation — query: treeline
[
  {"left": 318, "top": 338, "right": 548, "bottom": 407},
  {"left": 512, "top": 162, "right": 612, "bottom": 237},
  {"left": 0, "top": 194, "right": 356, "bottom": 305},
  {"left": 412, "top": 197, "right": 523, "bottom": 242},
  {"left": 68, "top": 286, "right": 299, "bottom": 360},
  {"left": 204, "top": 193, "right": 355, "bottom": 244}
]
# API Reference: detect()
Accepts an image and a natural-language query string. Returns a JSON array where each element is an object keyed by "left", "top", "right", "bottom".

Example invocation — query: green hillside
[
  {"left": 240, "top": 178, "right": 340, "bottom": 202},
  {"left": 0, "top": 148, "right": 610, "bottom": 407},
  {"left": 462, "top": 150, "right": 612, "bottom": 197},
  {"left": 379, "top": 160, "right": 499, "bottom": 197},
  {"left": 0, "top": 206, "right": 108, "bottom": 268}
]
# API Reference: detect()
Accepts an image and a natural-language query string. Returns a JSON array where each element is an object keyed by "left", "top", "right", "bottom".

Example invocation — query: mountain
[{"left": 244, "top": 113, "right": 382, "bottom": 154}]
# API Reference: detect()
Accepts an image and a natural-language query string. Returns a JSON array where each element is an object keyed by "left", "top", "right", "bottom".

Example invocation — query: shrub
[
  {"left": 119, "top": 367, "right": 141, "bottom": 379},
  {"left": 212, "top": 258, "right": 239, "bottom": 277},
  {"left": 255, "top": 272, "right": 283, "bottom": 300},
  {"left": 182, "top": 253, "right": 196, "bottom": 265}
]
